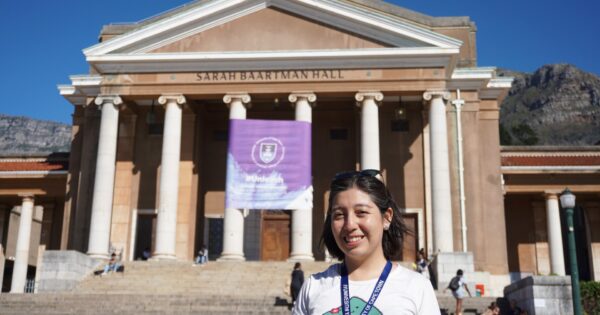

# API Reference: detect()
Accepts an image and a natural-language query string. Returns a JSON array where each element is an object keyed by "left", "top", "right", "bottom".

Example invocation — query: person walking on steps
[
  {"left": 290, "top": 262, "right": 305, "bottom": 306},
  {"left": 445, "top": 269, "right": 472, "bottom": 315}
]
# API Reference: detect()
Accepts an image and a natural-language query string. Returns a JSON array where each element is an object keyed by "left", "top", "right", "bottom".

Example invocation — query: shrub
[{"left": 581, "top": 281, "right": 600, "bottom": 315}]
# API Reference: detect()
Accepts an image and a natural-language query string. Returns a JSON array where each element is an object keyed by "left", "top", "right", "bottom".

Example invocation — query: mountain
[
  {"left": 0, "top": 114, "right": 71, "bottom": 155},
  {"left": 498, "top": 64, "right": 600, "bottom": 146}
]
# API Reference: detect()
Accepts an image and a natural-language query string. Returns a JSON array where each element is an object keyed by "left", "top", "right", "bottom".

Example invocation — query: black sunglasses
[{"left": 332, "top": 169, "right": 382, "bottom": 181}]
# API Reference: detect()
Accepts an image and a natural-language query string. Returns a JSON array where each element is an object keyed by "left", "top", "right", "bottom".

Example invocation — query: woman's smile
[{"left": 343, "top": 234, "right": 365, "bottom": 247}]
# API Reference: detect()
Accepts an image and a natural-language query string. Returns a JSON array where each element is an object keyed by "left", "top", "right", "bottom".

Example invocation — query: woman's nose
[{"left": 343, "top": 214, "right": 357, "bottom": 230}]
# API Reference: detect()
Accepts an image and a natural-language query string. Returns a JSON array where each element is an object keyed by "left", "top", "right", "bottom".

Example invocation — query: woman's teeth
[{"left": 345, "top": 236, "right": 364, "bottom": 243}]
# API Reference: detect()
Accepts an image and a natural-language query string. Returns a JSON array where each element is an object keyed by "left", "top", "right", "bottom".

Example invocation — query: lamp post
[{"left": 559, "top": 188, "right": 582, "bottom": 315}]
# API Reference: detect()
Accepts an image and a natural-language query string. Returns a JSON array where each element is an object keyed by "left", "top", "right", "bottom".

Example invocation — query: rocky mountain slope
[
  {"left": 0, "top": 114, "right": 71, "bottom": 155},
  {"left": 498, "top": 64, "right": 600, "bottom": 145}
]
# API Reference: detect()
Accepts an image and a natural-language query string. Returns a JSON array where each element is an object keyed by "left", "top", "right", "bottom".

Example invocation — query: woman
[{"left": 293, "top": 170, "right": 440, "bottom": 314}]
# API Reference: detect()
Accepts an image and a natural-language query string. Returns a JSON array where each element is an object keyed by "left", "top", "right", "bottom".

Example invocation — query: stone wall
[
  {"left": 503, "top": 275, "right": 573, "bottom": 315},
  {"left": 37, "top": 250, "right": 101, "bottom": 292}
]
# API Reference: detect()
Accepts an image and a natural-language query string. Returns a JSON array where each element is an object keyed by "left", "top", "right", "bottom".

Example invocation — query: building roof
[
  {"left": 100, "top": 0, "right": 474, "bottom": 37},
  {"left": 501, "top": 155, "right": 600, "bottom": 167},
  {"left": 500, "top": 146, "right": 600, "bottom": 173},
  {"left": 0, "top": 154, "right": 69, "bottom": 174}
]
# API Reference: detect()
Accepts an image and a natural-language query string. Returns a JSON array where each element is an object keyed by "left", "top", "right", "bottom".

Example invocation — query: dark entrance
[{"left": 134, "top": 211, "right": 156, "bottom": 260}]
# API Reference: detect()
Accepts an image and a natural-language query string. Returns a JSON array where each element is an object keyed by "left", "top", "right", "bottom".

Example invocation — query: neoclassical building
[{"left": 2, "top": 0, "right": 598, "bottom": 295}]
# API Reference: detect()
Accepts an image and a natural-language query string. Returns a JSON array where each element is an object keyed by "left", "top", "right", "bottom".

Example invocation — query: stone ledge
[
  {"left": 38, "top": 250, "right": 101, "bottom": 292},
  {"left": 504, "top": 275, "right": 571, "bottom": 295}
]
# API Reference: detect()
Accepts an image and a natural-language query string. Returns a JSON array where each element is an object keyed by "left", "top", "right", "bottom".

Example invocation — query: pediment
[
  {"left": 150, "top": 8, "right": 391, "bottom": 53},
  {"left": 83, "top": 0, "right": 463, "bottom": 73}
]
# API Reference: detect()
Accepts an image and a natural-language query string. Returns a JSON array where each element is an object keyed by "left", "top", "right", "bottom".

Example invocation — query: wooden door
[{"left": 260, "top": 211, "right": 290, "bottom": 261}]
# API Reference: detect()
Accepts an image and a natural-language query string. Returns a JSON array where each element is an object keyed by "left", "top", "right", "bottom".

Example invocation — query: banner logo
[{"left": 252, "top": 137, "right": 284, "bottom": 168}]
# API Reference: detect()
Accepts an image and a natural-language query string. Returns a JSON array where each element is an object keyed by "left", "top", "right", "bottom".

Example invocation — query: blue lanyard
[{"left": 340, "top": 260, "right": 392, "bottom": 315}]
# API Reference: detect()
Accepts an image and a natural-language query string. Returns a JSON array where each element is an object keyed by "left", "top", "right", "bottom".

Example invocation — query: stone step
[
  {"left": 8, "top": 260, "right": 498, "bottom": 315},
  {"left": 0, "top": 293, "right": 497, "bottom": 315},
  {"left": 0, "top": 294, "right": 292, "bottom": 315}
]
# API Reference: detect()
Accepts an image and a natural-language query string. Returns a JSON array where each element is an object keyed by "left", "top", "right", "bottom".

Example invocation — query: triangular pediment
[
  {"left": 84, "top": 0, "right": 463, "bottom": 73},
  {"left": 150, "top": 8, "right": 392, "bottom": 53}
]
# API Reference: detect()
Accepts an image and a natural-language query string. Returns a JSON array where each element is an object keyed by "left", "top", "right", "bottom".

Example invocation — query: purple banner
[{"left": 225, "top": 119, "right": 312, "bottom": 209}]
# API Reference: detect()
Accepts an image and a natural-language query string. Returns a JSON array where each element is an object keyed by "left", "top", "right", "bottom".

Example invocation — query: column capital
[
  {"left": 18, "top": 194, "right": 35, "bottom": 202},
  {"left": 94, "top": 95, "right": 123, "bottom": 107},
  {"left": 158, "top": 93, "right": 186, "bottom": 106},
  {"left": 423, "top": 90, "right": 451, "bottom": 101},
  {"left": 355, "top": 91, "right": 384, "bottom": 106},
  {"left": 223, "top": 93, "right": 251, "bottom": 106},
  {"left": 288, "top": 92, "right": 317, "bottom": 105},
  {"left": 544, "top": 192, "right": 560, "bottom": 200}
]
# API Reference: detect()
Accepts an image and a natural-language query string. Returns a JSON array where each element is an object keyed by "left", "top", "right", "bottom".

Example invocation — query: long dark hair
[{"left": 320, "top": 172, "right": 407, "bottom": 260}]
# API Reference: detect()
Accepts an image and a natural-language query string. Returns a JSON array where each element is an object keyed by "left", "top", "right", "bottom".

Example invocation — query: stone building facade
[{"left": 1, "top": 0, "right": 598, "bottom": 295}]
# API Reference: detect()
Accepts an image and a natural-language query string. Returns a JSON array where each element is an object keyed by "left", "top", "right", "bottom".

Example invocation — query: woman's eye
[
  {"left": 356, "top": 210, "right": 368, "bottom": 217},
  {"left": 332, "top": 212, "right": 344, "bottom": 219}
]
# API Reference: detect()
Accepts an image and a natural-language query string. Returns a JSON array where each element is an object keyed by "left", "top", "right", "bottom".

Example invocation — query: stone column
[
  {"left": 355, "top": 92, "right": 384, "bottom": 170},
  {"left": 288, "top": 92, "right": 316, "bottom": 261},
  {"left": 10, "top": 195, "right": 34, "bottom": 293},
  {"left": 153, "top": 94, "right": 186, "bottom": 260},
  {"left": 219, "top": 93, "right": 251, "bottom": 261},
  {"left": 87, "top": 95, "right": 122, "bottom": 259},
  {"left": 423, "top": 90, "right": 454, "bottom": 252},
  {"left": 545, "top": 193, "right": 566, "bottom": 276}
]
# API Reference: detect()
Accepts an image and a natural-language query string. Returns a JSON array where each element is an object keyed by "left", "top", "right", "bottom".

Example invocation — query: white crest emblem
[
  {"left": 251, "top": 137, "right": 285, "bottom": 168},
  {"left": 259, "top": 143, "right": 277, "bottom": 163}
]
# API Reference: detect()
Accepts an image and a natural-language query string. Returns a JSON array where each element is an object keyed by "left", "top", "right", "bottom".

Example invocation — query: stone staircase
[{"left": 0, "top": 260, "right": 498, "bottom": 314}]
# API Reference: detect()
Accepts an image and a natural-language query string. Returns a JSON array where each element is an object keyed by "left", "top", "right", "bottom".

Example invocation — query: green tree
[{"left": 511, "top": 123, "right": 539, "bottom": 145}]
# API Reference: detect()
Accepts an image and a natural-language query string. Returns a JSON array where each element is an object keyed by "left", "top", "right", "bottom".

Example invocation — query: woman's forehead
[{"left": 332, "top": 188, "right": 375, "bottom": 206}]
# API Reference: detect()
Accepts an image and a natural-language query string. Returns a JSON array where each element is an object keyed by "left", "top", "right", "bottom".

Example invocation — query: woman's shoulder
[
  {"left": 390, "top": 263, "right": 432, "bottom": 286},
  {"left": 309, "top": 263, "right": 341, "bottom": 281}
]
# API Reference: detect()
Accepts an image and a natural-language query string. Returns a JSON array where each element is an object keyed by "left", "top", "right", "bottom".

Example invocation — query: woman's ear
[{"left": 383, "top": 207, "right": 393, "bottom": 229}]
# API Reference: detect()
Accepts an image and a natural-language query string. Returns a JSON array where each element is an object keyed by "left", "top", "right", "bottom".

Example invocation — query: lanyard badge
[{"left": 340, "top": 260, "right": 392, "bottom": 315}]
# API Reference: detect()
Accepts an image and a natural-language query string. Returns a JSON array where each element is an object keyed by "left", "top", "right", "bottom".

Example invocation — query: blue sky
[{"left": 1, "top": 0, "right": 598, "bottom": 124}]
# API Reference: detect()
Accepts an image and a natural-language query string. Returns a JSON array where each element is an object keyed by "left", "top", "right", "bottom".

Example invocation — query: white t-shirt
[{"left": 292, "top": 263, "right": 440, "bottom": 315}]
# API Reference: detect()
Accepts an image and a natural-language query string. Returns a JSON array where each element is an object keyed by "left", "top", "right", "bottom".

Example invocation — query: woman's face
[{"left": 330, "top": 187, "right": 392, "bottom": 264}]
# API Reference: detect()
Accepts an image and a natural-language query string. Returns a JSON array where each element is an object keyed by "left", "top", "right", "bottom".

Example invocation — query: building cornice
[
  {"left": 58, "top": 74, "right": 102, "bottom": 106},
  {"left": 87, "top": 47, "right": 458, "bottom": 73},
  {"left": 501, "top": 166, "right": 600, "bottom": 174},
  {"left": 0, "top": 170, "right": 69, "bottom": 178},
  {"left": 446, "top": 68, "right": 513, "bottom": 100}
]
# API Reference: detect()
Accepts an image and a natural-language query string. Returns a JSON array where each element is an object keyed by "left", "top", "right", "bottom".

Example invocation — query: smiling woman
[{"left": 292, "top": 170, "right": 440, "bottom": 315}]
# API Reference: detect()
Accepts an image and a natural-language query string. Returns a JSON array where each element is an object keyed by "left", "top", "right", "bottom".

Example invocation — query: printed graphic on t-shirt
[{"left": 322, "top": 297, "right": 383, "bottom": 315}]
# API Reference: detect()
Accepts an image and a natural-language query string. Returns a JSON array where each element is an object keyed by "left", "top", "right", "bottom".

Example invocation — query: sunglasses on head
[{"left": 332, "top": 169, "right": 382, "bottom": 181}]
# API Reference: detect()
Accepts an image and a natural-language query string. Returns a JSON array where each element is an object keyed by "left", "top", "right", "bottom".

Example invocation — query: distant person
[
  {"left": 416, "top": 248, "right": 430, "bottom": 279},
  {"left": 445, "top": 269, "right": 471, "bottom": 315},
  {"left": 142, "top": 247, "right": 151, "bottom": 261},
  {"left": 290, "top": 262, "right": 304, "bottom": 306},
  {"left": 483, "top": 301, "right": 500, "bottom": 315},
  {"left": 102, "top": 253, "right": 122, "bottom": 275},
  {"left": 195, "top": 245, "right": 208, "bottom": 265}
]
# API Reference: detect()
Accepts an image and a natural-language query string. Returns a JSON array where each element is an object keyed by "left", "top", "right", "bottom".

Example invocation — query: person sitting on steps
[
  {"left": 102, "top": 252, "right": 122, "bottom": 275},
  {"left": 194, "top": 245, "right": 208, "bottom": 265}
]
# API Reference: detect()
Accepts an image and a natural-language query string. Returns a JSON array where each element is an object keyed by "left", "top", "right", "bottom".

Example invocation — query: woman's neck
[{"left": 344, "top": 251, "right": 389, "bottom": 281}]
